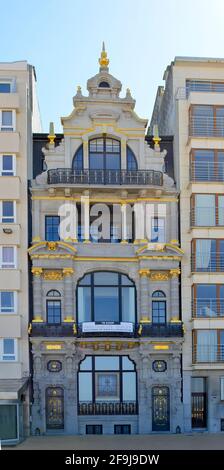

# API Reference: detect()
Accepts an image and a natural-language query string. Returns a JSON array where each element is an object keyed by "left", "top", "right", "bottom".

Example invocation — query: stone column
[
  {"left": 82, "top": 139, "right": 88, "bottom": 168},
  {"left": 121, "top": 138, "right": 127, "bottom": 169},
  {"left": 32, "top": 268, "right": 43, "bottom": 320},
  {"left": 121, "top": 203, "right": 128, "bottom": 243},
  {"left": 32, "top": 200, "right": 41, "bottom": 241},
  {"left": 63, "top": 268, "right": 74, "bottom": 321},
  {"left": 139, "top": 270, "right": 150, "bottom": 321},
  {"left": 170, "top": 269, "right": 180, "bottom": 320}
]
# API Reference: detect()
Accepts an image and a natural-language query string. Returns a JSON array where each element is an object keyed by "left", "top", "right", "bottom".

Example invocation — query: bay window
[
  {"left": 192, "top": 239, "right": 224, "bottom": 272},
  {"left": 0, "top": 338, "right": 17, "bottom": 361},
  {"left": 0, "top": 110, "right": 15, "bottom": 132},
  {"left": 77, "top": 271, "right": 136, "bottom": 324},
  {"left": 191, "top": 194, "right": 224, "bottom": 226},
  {"left": 0, "top": 155, "right": 15, "bottom": 176},
  {"left": 0, "top": 292, "right": 16, "bottom": 313},
  {"left": 0, "top": 246, "right": 16, "bottom": 268},
  {"left": 193, "top": 330, "right": 224, "bottom": 362}
]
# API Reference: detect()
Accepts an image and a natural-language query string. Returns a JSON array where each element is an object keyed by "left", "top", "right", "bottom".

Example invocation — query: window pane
[
  {"left": 78, "top": 287, "right": 91, "bottom": 322},
  {"left": 121, "top": 274, "right": 134, "bottom": 286},
  {"left": 122, "top": 356, "right": 134, "bottom": 370},
  {"left": 218, "top": 196, "right": 224, "bottom": 225},
  {"left": 122, "top": 372, "right": 136, "bottom": 401},
  {"left": 0, "top": 405, "right": 17, "bottom": 440},
  {"left": 94, "top": 287, "right": 119, "bottom": 322},
  {"left": 79, "top": 356, "right": 92, "bottom": 371},
  {"left": 105, "top": 154, "right": 120, "bottom": 169},
  {"left": 47, "top": 301, "right": 61, "bottom": 324},
  {"left": 78, "top": 373, "right": 92, "bottom": 401},
  {"left": 95, "top": 372, "right": 119, "bottom": 401},
  {"left": 79, "top": 274, "right": 91, "bottom": 286},
  {"left": 95, "top": 356, "right": 119, "bottom": 370},
  {"left": 195, "top": 239, "right": 215, "bottom": 271},
  {"left": 2, "top": 111, "right": 12, "bottom": 125},
  {"left": 3, "top": 155, "right": 13, "bottom": 171},
  {"left": 1, "top": 292, "right": 14, "bottom": 312},
  {"left": 3, "top": 339, "right": 14, "bottom": 354},
  {"left": 89, "top": 153, "right": 104, "bottom": 169},
  {"left": 151, "top": 217, "right": 165, "bottom": 242},
  {"left": 2, "top": 201, "right": 14, "bottom": 222},
  {"left": 94, "top": 272, "right": 118, "bottom": 285},
  {"left": 0, "top": 83, "right": 11, "bottom": 93},
  {"left": 45, "top": 216, "right": 60, "bottom": 241},
  {"left": 195, "top": 285, "right": 217, "bottom": 317},
  {"left": 2, "top": 247, "right": 14, "bottom": 266},
  {"left": 122, "top": 288, "right": 135, "bottom": 322},
  {"left": 195, "top": 195, "right": 215, "bottom": 226},
  {"left": 191, "top": 377, "right": 206, "bottom": 393},
  {"left": 197, "top": 330, "right": 217, "bottom": 361}
]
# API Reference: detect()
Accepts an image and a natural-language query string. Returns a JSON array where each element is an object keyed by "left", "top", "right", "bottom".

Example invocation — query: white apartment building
[
  {"left": 151, "top": 57, "right": 224, "bottom": 432},
  {"left": 0, "top": 61, "right": 41, "bottom": 444}
]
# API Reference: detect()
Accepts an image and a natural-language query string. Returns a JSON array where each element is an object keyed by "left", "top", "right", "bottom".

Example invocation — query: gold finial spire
[
  {"left": 152, "top": 124, "right": 161, "bottom": 149},
  {"left": 99, "top": 42, "right": 109, "bottom": 70},
  {"left": 48, "top": 122, "right": 56, "bottom": 145}
]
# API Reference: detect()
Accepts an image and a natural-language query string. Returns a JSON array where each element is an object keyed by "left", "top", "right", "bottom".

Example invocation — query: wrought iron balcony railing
[
  {"left": 189, "top": 116, "right": 224, "bottom": 137},
  {"left": 193, "top": 345, "right": 224, "bottom": 363},
  {"left": 47, "top": 168, "right": 163, "bottom": 186},
  {"left": 190, "top": 161, "right": 224, "bottom": 182},
  {"left": 31, "top": 322, "right": 74, "bottom": 336},
  {"left": 192, "top": 299, "right": 224, "bottom": 318},
  {"left": 140, "top": 322, "right": 183, "bottom": 337},
  {"left": 192, "top": 253, "right": 224, "bottom": 272},
  {"left": 78, "top": 401, "right": 138, "bottom": 415},
  {"left": 31, "top": 321, "right": 184, "bottom": 338}
]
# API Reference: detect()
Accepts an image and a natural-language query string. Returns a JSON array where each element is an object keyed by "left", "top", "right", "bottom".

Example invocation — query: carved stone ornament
[
  {"left": 149, "top": 271, "right": 169, "bottom": 281},
  {"left": 43, "top": 270, "right": 63, "bottom": 281}
]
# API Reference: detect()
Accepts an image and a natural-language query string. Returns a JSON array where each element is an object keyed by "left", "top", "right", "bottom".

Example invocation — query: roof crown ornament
[
  {"left": 99, "top": 41, "right": 109, "bottom": 72},
  {"left": 152, "top": 124, "right": 161, "bottom": 151},
  {"left": 48, "top": 122, "right": 56, "bottom": 146}
]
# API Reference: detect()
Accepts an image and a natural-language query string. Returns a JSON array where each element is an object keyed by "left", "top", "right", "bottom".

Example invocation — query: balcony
[
  {"left": 193, "top": 345, "right": 224, "bottom": 363},
  {"left": 192, "top": 253, "right": 224, "bottom": 272},
  {"left": 189, "top": 116, "right": 224, "bottom": 138},
  {"left": 190, "top": 161, "right": 224, "bottom": 182},
  {"left": 192, "top": 299, "right": 224, "bottom": 318},
  {"left": 31, "top": 322, "right": 74, "bottom": 337},
  {"left": 47, "top": 168, "right": 163, "bottom": 186},
  {"left": 140, "top": 322, "right": 183, "bottom": 337},
  {"left": 78, "top": 401, "right": 138, "bottom": 415}
]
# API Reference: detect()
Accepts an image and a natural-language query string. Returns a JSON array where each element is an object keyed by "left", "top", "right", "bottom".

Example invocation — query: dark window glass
[
  {"left": 45, "top": 216, "right": 60, "bottom": 241},
  {"left": 86, "top": 425, "right": 102, "bottom": 434},
  {"left": 72, "top": 145, "right": 83, "bottom": 170},
  {"left": 114, "top": 424, "right": 131, "bottom": 434},
  {"left": 77, "top": 272, "right": 136, "bottom": 323},
  {"left": 47, "top": 300, "right": 61, "bottom": 324},
  {"left": 89, "top": 137, "right": 121, "bottom": 170},
  {"left": 0, "top": 83, "right": 11, "bottom": 93},
  {"left": 98, "top": 81, "right": 110, "bottom": 88},
  {"left": 0, "top": 405, "right": 17, "bottom": 440},
  {"left": 152, "top": 290, "right": 166, "bottom": 298},
  {"left": 152, "top": 301, "right": 166, "bottom": 324},
  {"left": 2, "top": 201, "right": 14, "bottom": 223},
  {"left": 127, "top": 146, "right": 138, "bottom": 170},
  {"left": 2, "top": 155, "right": 13, "bottom": 175}
]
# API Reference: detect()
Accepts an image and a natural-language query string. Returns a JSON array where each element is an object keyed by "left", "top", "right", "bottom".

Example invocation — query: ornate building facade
[{"left": 29, "top": 46, "right": 184, "bottom": 435}]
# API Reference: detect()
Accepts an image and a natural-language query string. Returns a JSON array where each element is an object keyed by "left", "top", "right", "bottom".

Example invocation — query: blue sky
[{"left": 1, "top": 0, "right": 224, "bottom": 131}]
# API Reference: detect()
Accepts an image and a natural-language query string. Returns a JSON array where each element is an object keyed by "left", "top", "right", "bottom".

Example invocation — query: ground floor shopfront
[
  {"left": 30, "top": 338, "right": 183, "bottom": 435},
  {"left": 0, "top": 379, "right": 29, "bottom": 445}
]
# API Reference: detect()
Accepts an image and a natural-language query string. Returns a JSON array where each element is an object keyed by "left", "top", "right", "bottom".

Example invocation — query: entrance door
[
  {"left": 46, "top": 387, "right": 64, "bottom": 430},
  {"left": 192, "top": 393, "right": 207, "bottom": 428},
  {"left": 152, "top": 386, "right": 170, "bottom": 431}
]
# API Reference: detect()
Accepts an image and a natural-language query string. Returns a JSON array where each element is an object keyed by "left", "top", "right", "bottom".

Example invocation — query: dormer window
[{"left": 98, "top": 81, "right": 110, "bottom": 88}]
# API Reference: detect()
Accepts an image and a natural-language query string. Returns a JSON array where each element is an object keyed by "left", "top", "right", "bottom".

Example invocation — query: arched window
[
  {"left": 72, "top": 145, "right": 83, "bottom": 170},
  {"left": 46, "top": 290, "right": 61, "bottom": 324},
  {"left": 89, "top": 137, "right": 121, "bottom": 170},
  {"left": 98, "top": 81, "right": 110, "bottom": 88},
  {"left": 77, "top": 271, "right": 136, "bottom": 323},
  {"left": 78, "top": 356, "right": 137, "bottom": 411},
  {"left": 152, "top": 290, "right": 166, "bottom": 324},
  {"left": 127, "top": 146, "right": 138, "bottom": 170}
]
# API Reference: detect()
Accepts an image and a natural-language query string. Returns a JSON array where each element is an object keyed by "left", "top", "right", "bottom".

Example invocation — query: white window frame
[
  {"left": 0, "top": 246, "right": 17, "bottom": 269},
  {"left": 221, "top": 377, "right": 224, "bottom": 401},
  {"left": 0, "top": 291, "right": 17, "bottom": 314},
  {"left": 0, "top": 201, "right": 16, "bottom": 223},
  {"left": 0, "top": 110, "right": 16, "bottom": 132},
  {"left": 0, "top": 154, "right": 16, "bottom": 176},
  {"left": 0, "top": 338, "right": 17, "bottom": 361}
]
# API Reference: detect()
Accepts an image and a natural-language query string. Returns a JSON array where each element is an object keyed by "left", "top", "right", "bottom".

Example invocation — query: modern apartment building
[
  {"left": 29, "top": 46, "right": 184, "bottom": 435},
  {"left": 0, "top": 61, "right": 41, "bottom": 444},
  {"left": 150, "top": 57, "right": 224, "bottom": 432}
]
